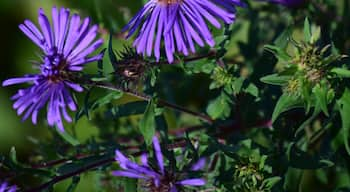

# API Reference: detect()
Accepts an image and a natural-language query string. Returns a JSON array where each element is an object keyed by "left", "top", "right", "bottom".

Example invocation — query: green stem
[{"left": 92, "top": 82, "right": 214, "bottom": 124}]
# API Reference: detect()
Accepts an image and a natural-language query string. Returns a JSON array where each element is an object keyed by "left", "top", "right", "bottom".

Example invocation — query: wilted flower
[
  {"left": 268, "top": 0, "right": 307, "bottom": 7},
  {"left": 112, "top": 46, "right": 148, "bottom": 86},
  {"left": 2, "top": 7, "right": 104, "bottom": 131},
  {"left": 123, "top": 0, "right": 245, "bottom": 63},
  {"left": 113, "top": 136, "right": 206, "bottom": 191},
  {"left": 0, "top": 182, "right": 17, "bottom": 192}
]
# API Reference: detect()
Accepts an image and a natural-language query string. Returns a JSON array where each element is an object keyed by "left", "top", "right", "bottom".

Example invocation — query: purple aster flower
[
  {"left": 123, "top": 0, "right": 245, "bottom": 63},
  {"left": 2, "top": 7, "right": 104, "bottom": 131},
  {"left": 0, "top": 182, "right": 17, "bottom": 192},
  {"left": 268, "top": 0, "right": 307, "bottom": 7},
  {"left": 113, "top": 136, "right": 206, "bottom": 191}
]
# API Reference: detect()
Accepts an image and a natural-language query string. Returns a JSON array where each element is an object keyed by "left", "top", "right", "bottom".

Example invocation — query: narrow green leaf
[
  {"left": 272, "top": 93, "right": 303, "bottom": 123},
  {"left": 97, "top": 48, "right": 106, "bottom": 76},
  {"left": 91, "top": 91, "right": 123, "bottom": 109},
  {"left": 108, "top": 33, "right": 118, "bottom": 71},
  {"left": 260, "top": 74, "right": 292, "bottom": 86},
  {"left": 337, "top": 89, "right": 350, "bottom": 155},
  {"left": 139, "top": 99, "right": 156, "bottom": 146},
  {"left": 9, "top": 147, "right": 17, "bottom": 165},
  {"left": 304, "top": 18, "right": 311, "bottom": 42},
  {"left": 56, "top": 128, "right": 80, "bottom": 147},
  {"left": 295, "top": 107, "right": 321, "bottom": 137},
  {"left": 331, "top": 67, "right": 350, "bottom": 78},
  {"left": 90, "top": 77, "right": 110, "bottom": 82},
  {"left": 310, "top": 26, "right": 321, "bottom": 44},
  {"left": 264, "top": 45, "right": 292, "bottom": 61},
  {"left": 313, "top": 84, "right": 329, "bottom": 116},
  {"left": 261, "top": 176, "right": 282, "bottom": 189}
]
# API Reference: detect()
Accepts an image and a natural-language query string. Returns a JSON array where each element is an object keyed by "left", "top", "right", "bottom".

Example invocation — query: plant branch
[
  {"left": 91, "top": 82, "right": 214, "bottom": 124},
  {"left": 25, "top": 156, "right": 114, "bottom": 192}
]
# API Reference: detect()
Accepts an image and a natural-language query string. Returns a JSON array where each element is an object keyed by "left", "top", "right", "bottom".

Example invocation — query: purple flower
[
  {"left": 123, "top": 0, "right": 245, "bottom": 63},
  {"left": 268, "top": 0, "right": 307, "bottom": 7},
  {"left": 2, "top": 7, "right": 104, "bottom": 131},
  {"left": 0, "top": 182, "right": 17, "bottom": 192},
  {"left": 113, "top": 136, "right": 206, "bottom": 191}
]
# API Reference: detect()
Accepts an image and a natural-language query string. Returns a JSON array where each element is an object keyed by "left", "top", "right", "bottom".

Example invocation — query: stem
[
  {"left": 92, "top": 82, "right": 214, "bottom": 124},
  {"left": 25, "top": 157, "right": 114, "bottom": 192},
  {"left": 168, "top": 125, "right": 206, "bottom": 136}
]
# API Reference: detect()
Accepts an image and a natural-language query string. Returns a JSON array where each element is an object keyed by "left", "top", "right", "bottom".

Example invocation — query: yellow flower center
[{"left": 158, "top": 0, "right": 181, "bottom": 5}]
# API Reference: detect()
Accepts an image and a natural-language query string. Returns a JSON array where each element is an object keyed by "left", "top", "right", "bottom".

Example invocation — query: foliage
[{"left": 1, "top": 0, "right": 350, "bottom": 192}]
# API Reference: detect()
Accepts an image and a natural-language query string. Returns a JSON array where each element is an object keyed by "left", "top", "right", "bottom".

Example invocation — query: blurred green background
[{"left": 1, "top": 0, "right": 349, "bottom": 191}]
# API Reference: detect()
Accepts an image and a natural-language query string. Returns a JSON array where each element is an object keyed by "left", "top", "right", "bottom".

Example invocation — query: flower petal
[
  {"left": 112, "top": 171, "right": 147, "bottom": 179},
  {"left": 152, "top": 136, "right": 164, "bottom": 174},
  {"left": 177, "top": 178, "right": 206, "bottom": 186},
  {"left": 191, "top": 158, "right": 206, "bottom": 171}
]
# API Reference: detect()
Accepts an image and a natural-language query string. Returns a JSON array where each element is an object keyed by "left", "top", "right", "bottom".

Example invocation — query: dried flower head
[
  {"left": 112, "top": 46, "right": 148, "bottom": 86},
  {"left": 2, "top": 7, "right": 104, "bottom": 131}
]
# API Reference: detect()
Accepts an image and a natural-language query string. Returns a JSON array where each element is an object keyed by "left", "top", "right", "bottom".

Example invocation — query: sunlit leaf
[
  {"left": 272, "top": 93, "right": 303, "bottom": 123},
  {"left": 139, "top": 99, "right": 156, "bottom": 146}
]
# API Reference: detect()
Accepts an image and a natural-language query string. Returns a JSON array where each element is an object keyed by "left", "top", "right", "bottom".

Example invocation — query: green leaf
[
  {"left": 274, "top": 27, "right": 291, "bottom": 49},
  {"left": 261, "top": 176, "right": 282, "bottom": 189},
  {"left": 337, "top": 89, "right": 350, "bottom": 155},
  {"left": 91, "top": 91, "right": 123, "bottom": 109},
  {"left": 272, "top": 93, "right": 303, "bottom": 123},
  {"left": 139, "top": 99, "right": 156, "bottom": 146},
  {"left": 310, "top": 26, "right": 321, "bottom": 44},
  {"left": 264, "top": 45, "right": 291, "bottom": 61},
  {"left": 313, "top": 84, "right": 330, "bottom": 116},
  {"left": 214, "top": 35, "right": 229, "bottom": 45},
  {"left": 76, "top": 91, "right": 123, "bottom": 121},
  {"left": 90, "top": 77, "right": 110, "bottom": 82},
  {"left": 150, "top": 67, "right": 159, "bottom": 87},
  {"left": 108, "top": 33, "right": 118, "bottom": 71},
  {"left": 260, "top": 74, "right": 292, "bottom": 86},
  {"left": 244, "top": 83, "right": 259, "bottom": 97},
  {"left": 232, "top": 77, "right": 245, "bottom": 94},
  {"left": 67, "top": 176, "right": 81, "bottom": 192},
  {"left": 56, "top": 128, "right": 80, "bottom": 147},
  {"left": 295, "top": 108, "right": 321, "bottom": 137},
  {"left": 331, "top": 67, "right": 350, "bottom": 78},
  {"left": 304, "top": 18, "right": 312, "bottom": 43},
  {"left": 9, "top": 147, "right": 17, "bottom": 165},
  {"left": 112, "top": 101, "right": 149, "bottom": 117},
  {"left": 206, "top": 92, "right": 233, "bottom": 119},
  {"left": 97, "top": 49, "right": 106, "bottom": 76}
]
